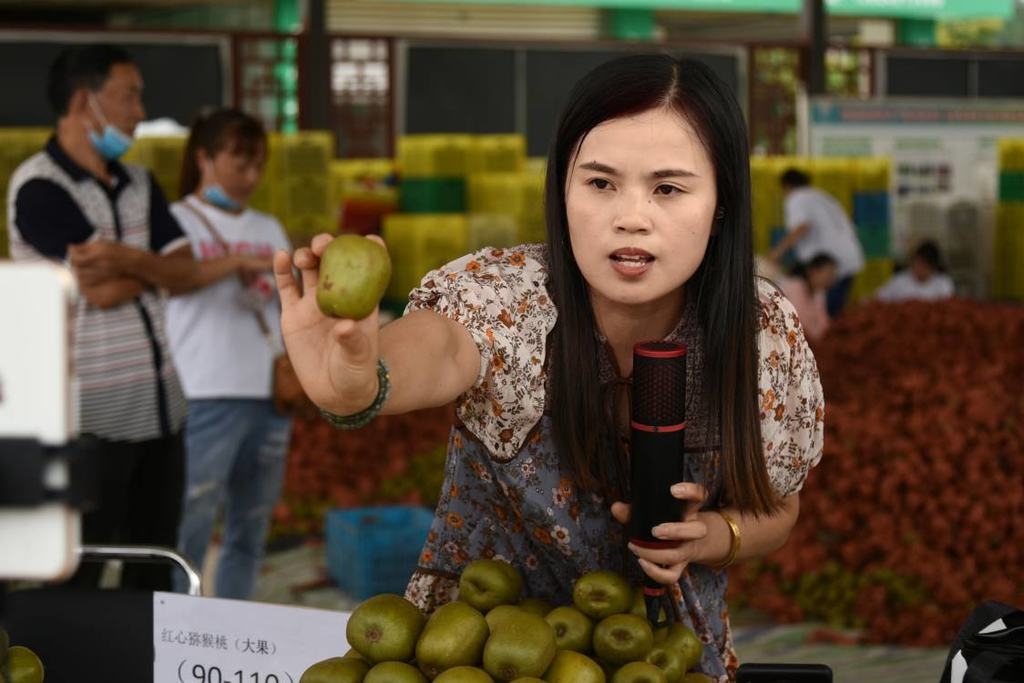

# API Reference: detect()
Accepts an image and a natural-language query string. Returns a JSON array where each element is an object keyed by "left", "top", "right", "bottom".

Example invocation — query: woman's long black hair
[{"left": 545, "top": 54, "right": 780, "bottom": 515}]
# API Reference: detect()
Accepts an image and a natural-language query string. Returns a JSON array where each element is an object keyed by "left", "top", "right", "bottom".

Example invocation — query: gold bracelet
[{"left": 710, "top": 510, "right": 741, "bottom": 570}]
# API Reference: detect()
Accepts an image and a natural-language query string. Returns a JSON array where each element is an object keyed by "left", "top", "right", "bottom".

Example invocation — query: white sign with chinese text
[
  {"left": 804, "top": 97, "right": 1024, "bottom": 296},
  {"left": 154, "top": 592, "right": 351, "bottom": 683}
]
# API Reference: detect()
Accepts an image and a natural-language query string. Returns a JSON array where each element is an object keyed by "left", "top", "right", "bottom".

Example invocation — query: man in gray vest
[{"left": 7, "top": 44, "right": 201, "bottom": 590}]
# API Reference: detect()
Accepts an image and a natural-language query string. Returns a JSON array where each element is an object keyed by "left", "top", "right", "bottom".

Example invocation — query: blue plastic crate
[
  {"left": 325, "top": 505, "right": 435, "bottom": 600},
  {"left": 857, "top": 223, "right": 891, "bottom": 259},
  {"left": 853, "top": 191, "right": 890, "bottom": 227}
]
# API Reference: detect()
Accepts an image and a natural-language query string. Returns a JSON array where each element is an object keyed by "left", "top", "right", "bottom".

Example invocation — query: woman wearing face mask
[
  {"left": 274, "top": 56, "right": 824, "bottom": 680},
  {"left": 165, "top": 108, "right": 293, "bottom": 599}
]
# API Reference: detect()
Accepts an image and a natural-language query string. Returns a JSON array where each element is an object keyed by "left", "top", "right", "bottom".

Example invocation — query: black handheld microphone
[{"left": 629, "top": 341, "right": 687, "bottom": 626}]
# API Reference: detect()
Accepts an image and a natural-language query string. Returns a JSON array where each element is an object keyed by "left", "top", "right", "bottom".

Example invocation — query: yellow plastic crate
[
  {"left": 270, "top": 176, "right": 332, "bottom": 217},
  {"left": 518, "top": 214, "right": 547, "bottom": 245},
  {"left": 0, "top": 128, "right": 58, "bottom": 258},
  {"left": 122, "top": 135, "right": 186, "bottom": 183},
  {"left": 759, "top": 155, "right": 802, "bottom": 185},
  {"left": 381, "top": 214, "right": 468, "bottom": 300},
  {"left": 993, "top": 203, "right": 1024, "bottom": 299},
  {"left": 525, "top": 157, "right": 547, "bottom": 177},
  {"left": 467, "top": 172, "right": 545, "bottom": 218},
  {"left": 397, "top": 135, "right": 474, "bottom": 178},
  {"left": 249, "top": 179, "right": 274, "bottom": 214},
  {"left": 0, "top": 127, "right": 52, "bottom": 161},
  {"left": 853, "top": 158, "right": 890, "bottom": 193},
  {"left": 0, "top": 127, "right": 51, "bottom": 145},
  {"left": 152, "top": 173, "right": 182, "bottom": 202},
  {"left": 469, "top": 172, "right": 545, "bottom": 243},
  {"left": 467, "top": 135, "right": 526, "bottom": 174},
  {"left": 1007, "top": 227, "right": 1024, "bottom": 299},
  {"left": 331, "top": 158, "right": 396, "bottom": 186},
  {"left": 330, "top": 158, "right": 397, "bottom": 205},
  {"left": 808, "top": 158, "right": 855, "bottom": 215},
  {"left": 749, "top": 156, "right": 778, "bottom": 188},
  {"left": 0, "top": 127, "right": 53, "bottom": 198},
  {"left": 998, "top": 139, "right": 1024, "bottom": 173},
  {"left": 750, "top": 156, "right": 790, "bottom": 255},
  {"left": 851, "top": 258, "right": 893, "bottom": 302},
  {"left": 467, "top": 213, "right": 518, "bottom": 251},
  {"left": 280, "top": 213, "right": 334, "bottom": 242},
  {"left": 267, "top": 131, "right": 334, "bottom": 180},
  {"left": 120, "top": 135, "right": 195, "bottom": 200}
]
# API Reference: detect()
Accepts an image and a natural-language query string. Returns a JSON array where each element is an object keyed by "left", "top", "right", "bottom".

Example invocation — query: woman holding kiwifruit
[{"left": 274, "top": 55, "right": 824, "bottom": 681}]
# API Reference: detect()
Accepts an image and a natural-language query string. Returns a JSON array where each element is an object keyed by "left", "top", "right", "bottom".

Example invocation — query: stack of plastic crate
[
  {"left": 749, "top": 155, "right": 893, "bottom": 300},
  {"left": 466, "top": 168, "right": 545, "bottom": 248},
  {"left": 749, "top": 155, "right": 790, "bottom": 257},
  {"left": 994, "top": 139, "right": 1024, "bottom": 300},
  {"left": 849, "top": 158, "right": 893, "bottom": 302},
  {"left": 382, "top": 212, "right": 469, "bottom": 309},
  {"left": 384, "top": 134, "right": 532, "bottom": 309},
  {"left": 852, "top": 159, "right": 891, "bottom": 259},
  {"left": 397, "top": 134, "right": 473, "bottom": 215},
  {"left": 330, "top": 158, "right": 398, "bottom": 236},
  {"left": 122, "top": 134, "right": 187, "bottom": 202},
  {"left": 464, "top": 135, "right": 544, "bottom": 247},
  {"left": 254, "top": 131, "right": 335, "bottom": 244}
]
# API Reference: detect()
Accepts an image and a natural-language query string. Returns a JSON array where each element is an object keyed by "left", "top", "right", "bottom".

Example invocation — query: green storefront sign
[
  {"left": 826, "top": 0, "right": 1013, "bottom": 19},
  {"left": 391, "top": 0, "right": 1015, "bottom": 20}
]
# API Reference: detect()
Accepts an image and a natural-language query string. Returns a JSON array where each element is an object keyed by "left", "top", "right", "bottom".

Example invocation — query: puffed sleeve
[
  {"left": 406, "top": 244, "right": 557, "bottom": 461},
  {"left": 755, "top": 278, "right": 825, "bottom": 497}
]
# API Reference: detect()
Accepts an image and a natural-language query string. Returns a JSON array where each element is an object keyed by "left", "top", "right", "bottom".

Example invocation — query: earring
[{"left": 715, "top": 207, "right": 726, "bottom": 221}]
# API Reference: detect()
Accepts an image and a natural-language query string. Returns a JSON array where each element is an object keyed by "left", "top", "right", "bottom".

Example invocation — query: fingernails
[
  {"left": 652, "top": 525, "right": 667, "bottom": 539},
  {"left": 671, "top": 483, "right": 687, "bottom": 496},
  {"left": 627, "top": 543, "right": 638, "bottom": 555}
]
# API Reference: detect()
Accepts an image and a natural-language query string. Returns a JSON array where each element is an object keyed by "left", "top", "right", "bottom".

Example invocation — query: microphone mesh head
[{"left": 632, "top": 341, "right": 686, "bottom": 427}]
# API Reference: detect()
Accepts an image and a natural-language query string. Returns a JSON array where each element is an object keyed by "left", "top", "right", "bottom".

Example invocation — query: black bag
[
  {"left": 941, "top": 602, "right": 1024, "bottom": 683},
  {"left": 737, "top": 663, "right": 832, "bottom": 682}
]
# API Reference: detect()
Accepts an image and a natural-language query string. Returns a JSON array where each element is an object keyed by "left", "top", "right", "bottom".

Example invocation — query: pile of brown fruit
[{"left": 301, "top": 559, "right": 713, "bottom": 683}]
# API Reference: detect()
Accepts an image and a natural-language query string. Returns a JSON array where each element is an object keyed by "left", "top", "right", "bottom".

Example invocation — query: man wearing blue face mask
[{"left": 5, "top": 44, "right": 236, "bottom": 591}]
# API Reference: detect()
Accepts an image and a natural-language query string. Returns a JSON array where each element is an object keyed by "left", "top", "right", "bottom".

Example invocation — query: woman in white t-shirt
[
  {"left": 876, "top": 240, "right": 955, "bottom": 303},
  {"left": 166, "top": 108, "right": 293, "bottom": 599}
]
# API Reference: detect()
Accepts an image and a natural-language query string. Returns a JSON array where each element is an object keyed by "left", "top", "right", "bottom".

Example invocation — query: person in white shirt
[
  {"left": 876, "top": 240, "right": 955, "bottom": 303},
  {"left": 166, "top": 108, "right": 293, "bottom": 599},
  {"left": 769, "top": 168, "right": 865, "bottom": 317}
]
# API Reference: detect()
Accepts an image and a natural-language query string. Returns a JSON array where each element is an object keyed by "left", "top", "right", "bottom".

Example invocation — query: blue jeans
[
  {"left": 175, "top": 399, "right": 292, "bottom": 599},
  {"left": 827, "top": 275, "right": 855, "bottom": 317}
]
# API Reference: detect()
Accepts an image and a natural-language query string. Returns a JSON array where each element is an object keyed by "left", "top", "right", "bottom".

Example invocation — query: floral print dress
[{"left": 402, "top": 244, "right": 824, "bottom": 682}]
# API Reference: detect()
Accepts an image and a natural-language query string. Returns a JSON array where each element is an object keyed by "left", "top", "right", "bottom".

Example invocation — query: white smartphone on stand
[{"left": 0, "top": 261, "right": 80, "bottom": 581}]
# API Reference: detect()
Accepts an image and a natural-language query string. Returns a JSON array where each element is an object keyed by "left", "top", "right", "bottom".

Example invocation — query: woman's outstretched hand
[
  {"left": 611, "top": 482, "right": 709, "bottom": 584},
  {"left": 273, "top": 233, "right": 385, "bottom": 415}
]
